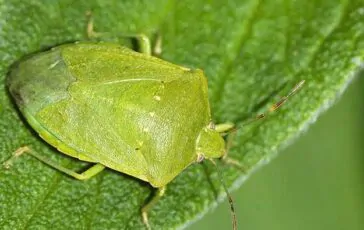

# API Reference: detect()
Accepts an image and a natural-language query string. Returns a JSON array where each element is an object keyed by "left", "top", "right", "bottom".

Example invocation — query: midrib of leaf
[{"left": 210, "top": 0, "right": 262, "bottom": 112}]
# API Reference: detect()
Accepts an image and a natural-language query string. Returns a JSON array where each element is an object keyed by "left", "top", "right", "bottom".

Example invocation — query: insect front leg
[
  {"left": 220, "top": 130, "right": 247, "bottom": 172},
  {"left": 3, "top": 146, "right": 105, "bottom": 180},
  {"left": 214, "top": 123, "right": 247, "bottom": 172},
  {"left": 141, "top": 186, "right": 166, "bottom": 230}
]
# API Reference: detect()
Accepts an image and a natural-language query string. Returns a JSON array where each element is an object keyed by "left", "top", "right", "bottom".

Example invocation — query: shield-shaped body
[{"left": 7, "top": 43, "right": 225, "bottom": 187}]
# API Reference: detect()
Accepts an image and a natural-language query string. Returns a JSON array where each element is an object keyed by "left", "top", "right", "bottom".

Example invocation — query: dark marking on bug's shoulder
[
  {"left": 7, "top": 46, "right": 77, "bottom": 114},
  {"left": 7, "top": 85, "right": 28, "bottom": 107}
]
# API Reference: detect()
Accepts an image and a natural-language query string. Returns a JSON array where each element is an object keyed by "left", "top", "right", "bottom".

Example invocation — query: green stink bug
[{"left": 4, "top": 14, "right": 305, "bottom": 229}]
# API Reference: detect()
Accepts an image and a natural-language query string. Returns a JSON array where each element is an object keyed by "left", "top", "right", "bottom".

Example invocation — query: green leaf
[{"left": 0, "top": 1, "right": 363, "bottom": 229}]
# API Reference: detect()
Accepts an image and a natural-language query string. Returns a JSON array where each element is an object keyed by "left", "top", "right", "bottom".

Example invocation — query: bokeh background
[{"left": 191, "top": 74, "right": 364, "bottom": 230}]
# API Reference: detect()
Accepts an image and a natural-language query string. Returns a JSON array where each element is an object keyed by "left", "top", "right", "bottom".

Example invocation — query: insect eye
[{"left": 196, "top": 153, "right": 205, "bottom": 162}]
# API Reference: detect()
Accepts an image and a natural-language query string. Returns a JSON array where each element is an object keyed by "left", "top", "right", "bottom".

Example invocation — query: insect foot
[
  {"left": 141, "top": 186, "right": 166, "bottom": 230},
  {"left": 2, "top": 146, "right": 29, "bottom": 169}
]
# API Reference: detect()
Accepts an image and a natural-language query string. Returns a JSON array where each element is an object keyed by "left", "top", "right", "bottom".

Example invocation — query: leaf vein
[
  {"left": 21, "top": 170, "right": 63, "bottom": 229},
  {"left": 212, "top": 0, "right": 263, "bottom": 110}
]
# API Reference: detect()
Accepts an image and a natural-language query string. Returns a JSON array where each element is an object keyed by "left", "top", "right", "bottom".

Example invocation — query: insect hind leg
[
  {"left": 141, "top": 186, "right": 166, "bottom": 230},
  {"left": 3, "top": 146, "right": 105, "bottom": 180}
]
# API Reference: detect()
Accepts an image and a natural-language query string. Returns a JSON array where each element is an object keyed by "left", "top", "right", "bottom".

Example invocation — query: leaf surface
[{"left": 0, "top": 0, "right": 363, "bottom": 229}]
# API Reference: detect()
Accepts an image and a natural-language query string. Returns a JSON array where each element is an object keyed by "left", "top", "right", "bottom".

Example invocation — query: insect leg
[
  {"left": 85, "top": 11, "right": 152, "bottom": 56},
  {"left": 128, "top": 34, "right": 152, "bottom": 56},
  {"left": 3, "top": 146, "right": 105, "bottom": 180},
  {"left": 141, "top": 186, "right": 166, "bottom": 230},
  {"left": 213, "top": 122, "right": 246, "bottom": 171},
  {"left": 215, "top": 122, "right": 235, "bottom": 134},
  {"left": 152, "top": 33, "right": 162, "bottom": 56},
  {"left": 221, "top": 130, "right": 247, "bottom": 172}
]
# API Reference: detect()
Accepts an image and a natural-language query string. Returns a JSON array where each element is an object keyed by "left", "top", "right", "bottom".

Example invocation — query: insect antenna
[
  {"left": 221, "top": 80, "right": 306, "bottom": 171},
  {"left": 267, "top": 79, "right": 305, "bottom": 113},
  {"left": 209, "top": 159, "right": 237, "bottom": 230},
  {"left": 239, "top": 80, "right": 306, "bottom": 127},
  {"left": 213, "top": 80, "right": 306, "bottom": 229}
]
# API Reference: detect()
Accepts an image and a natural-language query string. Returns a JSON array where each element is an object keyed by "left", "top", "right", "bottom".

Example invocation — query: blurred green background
[{"left": 191, "top": 74, "right": 364, "bottom": 230}]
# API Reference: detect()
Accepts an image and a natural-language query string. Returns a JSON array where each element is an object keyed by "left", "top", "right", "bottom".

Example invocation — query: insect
[{"left": 3, "top": 13, "right": 305, "bottom": 230}]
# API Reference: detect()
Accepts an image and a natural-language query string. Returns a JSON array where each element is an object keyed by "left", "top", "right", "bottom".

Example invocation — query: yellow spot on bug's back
[
  {"left": 153, "top": 95, "right": 161, "bottom": 101},
  {"left": 149, "top": 112, "right": 155, "bottom": 117},
  {"left": 143, "top": 127, "right": 149, "bottom": 133}
]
